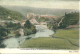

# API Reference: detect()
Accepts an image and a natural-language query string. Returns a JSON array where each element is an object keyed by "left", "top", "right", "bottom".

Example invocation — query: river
[{"left": 2, "top": 25, "right": 54, "bottom": 48}]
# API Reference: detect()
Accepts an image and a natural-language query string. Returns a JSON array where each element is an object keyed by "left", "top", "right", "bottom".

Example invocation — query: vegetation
[
  {"left": 24, "top": 20, "right": 36, "bottom": 35},
  {"left": 0, "top": 6, "right": 24, "bottom": 20},
  {"left": 5, "top": 22, "right": 21, "bottom": 30},
  {"left": 0, "top": 6, "right": 36, "bottom": 37},
  {"left": 0, "top": 25, "right": 9, "bottom": 48},
  {"left": 20, "top": 37, "right": 78, "bottom": 49},
  {"left": 15, "top": 30, "right": 21, "bottom": 37},
  {"left": 47, "top": 12, "right": 79, "bottom": 31},
  {"left": 59, "top": 12, "right": 79, "bottom": 28},
  {"left": 0, "top": 25, "right": 9, "bottom": 40},
  {"left": 20, "top": 12, "right": 79, "bottom": 49},
  {"left": 0, "top": 6, "right": 25, "bottom": 37},
  {"left": 53, "top": 28, "right": 79, "bottom": 39},
  {"left": 5, "top": 22, "right": 21, "bottom": 37},
  {"left": 52, "top": 28, "right": 79, "bottom": 47},
  {"left": 35, "top": 16, "right": 49, "bottom": 22},
  {"left": 47, "top": 19, "right": 58, "bottom": 32},
  {"left": 24, "top": 20, "right": 32, "bottom": 29},
  {"left": 20, "top": 28, "right": 79, "bottom": 49},
  {"left": 0, "top": 5, "right": 79, "bottom": 49}
]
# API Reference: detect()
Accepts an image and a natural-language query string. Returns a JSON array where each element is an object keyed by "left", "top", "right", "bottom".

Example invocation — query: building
[
  {"left": 27, "top": 13, "right": 36, "bottom": 19},
  {"left": 39, "top": 15, "right": 58, "bottom": 20},
  {"left": 29, "top": 19, "right": 39, "bottom": 25},
  {"left": 21, "top": 22, "right": 25, "bottom": 27}
]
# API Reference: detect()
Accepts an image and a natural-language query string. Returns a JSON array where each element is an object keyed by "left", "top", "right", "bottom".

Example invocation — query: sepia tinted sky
[{"left": 0, "top": 0, "right": 79, "bottom": 10}]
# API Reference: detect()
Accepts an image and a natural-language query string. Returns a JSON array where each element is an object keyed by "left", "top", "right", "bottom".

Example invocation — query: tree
[
  {"left": 24, "top": 20, "right": 32, "bottom": 29},
  {"left": 24, "top": 20, "right": 36, "bottom": 35},
  {"left": 59, "top": 12, "right": 79, "bottom": 28},
  {"left": 0, "top": 25, "right": 9, "bottom": 40},
  {"left": 0, "top": 25, "right": 9, "bottom": 48},
  {"left": 47, "top": 19, "right": 58, "bottom": 32},
  {"left": 6, "top": 22, "right": 21, "bottom": 30}
]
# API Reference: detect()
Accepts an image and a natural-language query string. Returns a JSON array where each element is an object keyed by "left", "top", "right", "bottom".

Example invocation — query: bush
[
  {"left": 15, "top": 30, "right": 21, "bottom": 37},
  {"left": 24, "top": 20, "right": 36, "bottom": 36},
  {"left": 0, "top": 25, "right": 9, "bottom": 39},
  {"left": 6, "top": 22, "right": 21, "bottom": 30},
  {"left": 0, "top": 25, "right": 9, "bottom": 48},
  {"left": 24, "top": 28, "right": 32, "bottom": 35},
  {"left": 47, "top": 19, "right": 58, "bottom": 32},
  {"left": 0, "top": 43, "right": 6, "bottom": 48}
]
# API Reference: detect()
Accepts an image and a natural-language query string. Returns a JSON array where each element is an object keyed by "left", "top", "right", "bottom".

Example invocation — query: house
[
  {"left": 21, "top": 22, "right": 25, "bottom": 27},
  {"left": 39, "top": 15, "right": 58, "bottom": 20},
  {"left": 29, "top": 19, "right": 39, "bottom": 25}
]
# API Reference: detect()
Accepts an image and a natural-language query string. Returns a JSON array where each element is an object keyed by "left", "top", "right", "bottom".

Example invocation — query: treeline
[
  {"left": 0, "top": 20, "right": 36, "bottom": 47},
  {"left": 59, "top": 12, "right": 79, "bottom": 28},
  {"left": 47, "top": 12, "right": 79, "bottom": 31},
  {"left": 0, "top": 20, "right": 36, "bottom": 37},
  {"left": 0, "top": 6, "right": 24, "bottom": 20},
  {"left": 0, "top": 25, "right": 9, "bottom": 47},
  {"left": 5, "top": 22, "right": 21, "bottom": 30}
]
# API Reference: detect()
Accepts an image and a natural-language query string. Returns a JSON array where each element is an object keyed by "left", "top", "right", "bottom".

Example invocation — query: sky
[{"left": 0, "top": 0, "right": 79, "bottom": 10}]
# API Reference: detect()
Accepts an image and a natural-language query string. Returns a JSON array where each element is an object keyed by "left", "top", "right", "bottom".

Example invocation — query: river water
[{"left": 2, "top": 25, "right": 54, "bottom": 48}]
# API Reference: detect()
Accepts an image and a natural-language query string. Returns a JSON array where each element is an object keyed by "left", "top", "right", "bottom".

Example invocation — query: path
[{"left": 52, "top": 36, "right": 79, "bottom": 47}]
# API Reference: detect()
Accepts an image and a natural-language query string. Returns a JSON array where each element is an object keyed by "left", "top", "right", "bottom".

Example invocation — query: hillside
[
  {"left": 2, "top": 5, "right": 78, "bottom": 17},
  {"left": 0, "top": 6, "right": 25, "bottom": 21},
  {"left": 59, "top": 12, "right": 79, "bottom": 28}
]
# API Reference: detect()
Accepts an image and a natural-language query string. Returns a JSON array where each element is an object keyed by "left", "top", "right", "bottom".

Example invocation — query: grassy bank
[
  {"left": 52, "top": 28, "right": 79, "bottom": 46},
  {"left": 20, "top": 28, "right": 79, "bottom": 49}
]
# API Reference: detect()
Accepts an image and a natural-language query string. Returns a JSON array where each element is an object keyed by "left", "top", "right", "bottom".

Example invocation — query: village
[
  {"left": 0, "top": 13, "right": 58, "bottom": 26},
  {"left": 0, "top": 12, "right": 58, "bottom": 38}
]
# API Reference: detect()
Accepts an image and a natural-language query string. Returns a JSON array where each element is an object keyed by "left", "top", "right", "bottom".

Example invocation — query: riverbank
[
  {"left": 2, "top": 36, "right": 29, "bottom": 48},
  {"left": 20, "top": 28, "right": 79, "bottom": 50},
  {"left": 2, "top": 25, "right": 54, "bottom": 48},
  {"left": 52, "top": 28, "right": 79, "bottom": 47}
]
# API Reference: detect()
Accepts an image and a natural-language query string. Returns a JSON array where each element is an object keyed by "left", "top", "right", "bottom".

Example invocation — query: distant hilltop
[{"left": 2, "top": 5, "right": 78, "bottom": 17}]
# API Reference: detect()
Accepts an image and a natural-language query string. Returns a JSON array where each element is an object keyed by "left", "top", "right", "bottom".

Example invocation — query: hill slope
[{"left": 0, "top": 6, "right": 24, "bottom": 21}]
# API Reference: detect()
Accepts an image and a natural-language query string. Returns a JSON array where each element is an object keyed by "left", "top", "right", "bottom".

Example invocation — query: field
[
  {"left": 20, "top": 28, "right": 79, "bottom": 50},
  {"left": 52, "top": 28, "right": 79, "bottom": 46}
]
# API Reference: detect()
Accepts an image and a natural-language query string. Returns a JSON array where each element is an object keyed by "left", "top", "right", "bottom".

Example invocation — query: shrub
[{"left": 24, "top": 20, "right": 36, "bottom": 36}]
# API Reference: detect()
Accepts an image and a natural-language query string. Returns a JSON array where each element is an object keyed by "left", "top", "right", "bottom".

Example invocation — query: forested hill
[
  {"left": 0, "top": 6, "right": 25, "bottom": 21},
  {"left": 59, "top": 12, "right": 79, "bottom": 28}
]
